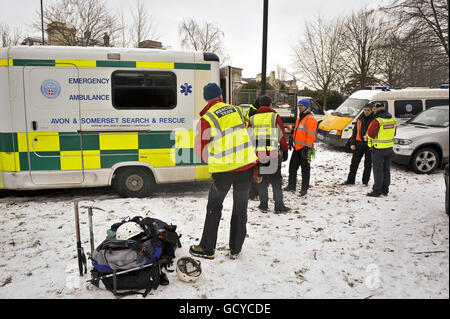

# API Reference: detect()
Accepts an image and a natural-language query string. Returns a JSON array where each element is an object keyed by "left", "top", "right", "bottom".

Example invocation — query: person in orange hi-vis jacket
[{"left": 284, "top": 99, "right": 318, "bottom": 196}]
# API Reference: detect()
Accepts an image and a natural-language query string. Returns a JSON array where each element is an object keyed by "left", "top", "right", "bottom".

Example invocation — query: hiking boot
[
  {"left": 382, "top": 191, "right": 389, "bottom": 196},
  {"left": 159, "top": 272, "right": 169, "bottom": 286},
  {"left": 299, "top": 189, "right": 308, "bottom": 196},
  {"left": 189, "top": 245, "right": 214, "bottom": 260},
  {"left": 229, "top": 251, "right": 240, "bottom": 260},
  {"left": 258, "top": 202, "right": 269, "bottom": 212},
  {"left": 274, "top": 202, "right": 291, "bottom": 214},
  {"left": 367, "top": 191, "right": 382, "bottom": 197},
  {"left": 283, "top": 185, "right": 296, "bottom": 192}
]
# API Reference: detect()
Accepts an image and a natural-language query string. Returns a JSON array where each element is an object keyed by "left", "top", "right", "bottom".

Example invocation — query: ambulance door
[{"left": 23, "top": 63, "right": 84, "bottom": 185}]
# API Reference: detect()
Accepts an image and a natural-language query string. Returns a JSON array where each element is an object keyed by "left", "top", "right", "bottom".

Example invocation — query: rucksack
[{"left": 89, "top": 216, "right": 181, "bottom": 298}]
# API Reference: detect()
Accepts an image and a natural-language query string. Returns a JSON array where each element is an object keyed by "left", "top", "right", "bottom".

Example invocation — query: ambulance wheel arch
[{"left": 111, "top": 164, "right": 156, "bottom": 198}]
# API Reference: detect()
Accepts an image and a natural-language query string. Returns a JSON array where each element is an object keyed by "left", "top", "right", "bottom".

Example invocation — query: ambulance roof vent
[{"left": 107, "top": 53, "right": 121, "bottom": 60}]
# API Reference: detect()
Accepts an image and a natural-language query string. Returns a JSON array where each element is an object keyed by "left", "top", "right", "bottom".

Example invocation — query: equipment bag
[{"left": 90, "top": 216, "right": 181, "bottom": 298}]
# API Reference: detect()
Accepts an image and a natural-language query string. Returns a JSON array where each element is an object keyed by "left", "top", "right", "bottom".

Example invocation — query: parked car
[
  {"left": 393, "top": 105, "right": 449, "bottom": 174},
  {"left": 445, "top": 164, "right": 449, "bottom": 215}
]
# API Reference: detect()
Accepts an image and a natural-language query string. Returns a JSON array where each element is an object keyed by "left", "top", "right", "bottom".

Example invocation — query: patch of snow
[{"left": 0, "top": 142, "right": 448, "bottom": 298}]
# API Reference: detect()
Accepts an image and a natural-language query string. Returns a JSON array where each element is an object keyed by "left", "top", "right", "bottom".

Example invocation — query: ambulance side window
[
  {"left": 111, "top": 71, "right": 177, "bottom": 109},
  {"left": 394, "top": 100, "right": 423, "bottom": 118},
  {"left": 425, "top": 99, "right": 449, "bottom": 109}
]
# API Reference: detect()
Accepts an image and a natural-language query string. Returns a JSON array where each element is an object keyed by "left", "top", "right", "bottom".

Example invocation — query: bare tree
[
  {"left": 383, "top": 0, "right": 448, "bottom": 59},
  {"left": 377, "top": 32, "right": 409, "bottom": 88},
  {"left": 33, "top": 0, "right": 121, "bottom": 46},
  {"left": 291, "top": 15, "right": 344, "bottom": 110},
  {"left": 338, "top": 8, "right": 386, "bottom": 95},
  {"left": 179, "top": 18, "right": 228, "bottom": 64},
  {"left": 130, "top": 0, "right": 160, "bottom": 48},
  {"left": 379, "top": 0, "right": 449, "bottom": 86},
  {"left": 0, "top": 23, "right": 23, "bottom": 47}
]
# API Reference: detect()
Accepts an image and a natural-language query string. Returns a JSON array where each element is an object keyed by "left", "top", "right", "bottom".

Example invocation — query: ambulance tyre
[{"left": 113, "top": 166, "right": 155, "bottom": 198}]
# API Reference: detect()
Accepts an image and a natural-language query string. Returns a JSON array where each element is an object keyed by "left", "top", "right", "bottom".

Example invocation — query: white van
[
  {"left": 317, "top": 87, "right": 449, "bottom": 148},
  {"left": 0, "top": 45, "right": 222, "bottom": 196}
]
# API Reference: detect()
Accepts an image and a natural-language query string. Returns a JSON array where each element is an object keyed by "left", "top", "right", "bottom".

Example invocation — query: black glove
[
  {"left": 288, "top": 139, "right": 293, "bottom": 151},
  {"left": 282, "top": 150, "right": 289, "bottom": 162}
]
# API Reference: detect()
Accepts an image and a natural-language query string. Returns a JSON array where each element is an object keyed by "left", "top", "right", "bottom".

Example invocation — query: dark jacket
[{"left": 350, "top": 113, "right": 375, "bottom": 146}]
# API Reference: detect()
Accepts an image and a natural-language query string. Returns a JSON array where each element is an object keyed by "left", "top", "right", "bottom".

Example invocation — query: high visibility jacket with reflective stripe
[
  {"left": 202, "top": 102, "right": 258, "bottom": 173},
  {"left": 250, "top": 112, "right": 279, "bottom": 152},
  {"left": 244, "top": 105, "right": 258, "bottom": 122},
  {"left": 293, "top": 113, "right": 318, "bottom": 150},
  {"left": 367, "top": 117, "right": 397, "bottom": 149},
  {"left": 356, "top": 120, "right": 364, "bottom": 142}
]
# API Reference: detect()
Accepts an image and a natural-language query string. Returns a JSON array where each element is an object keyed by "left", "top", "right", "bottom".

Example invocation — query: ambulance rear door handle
[{"left": 32, "top": 121, "right": 38, "bottom": 131}]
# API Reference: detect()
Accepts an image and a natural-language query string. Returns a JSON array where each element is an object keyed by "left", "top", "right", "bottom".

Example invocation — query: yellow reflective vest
[
  {"left": 202, "top": 102, "right": 258, "bottom": 173},
  {"left": 244, "top": 105, "right": 258, "bottom": 122},
  {"left": 250, "top": 112, "right": 279, "bottom": 152},
  {"left": 367, "top": 117, "right": 397, "bottom": 149}
]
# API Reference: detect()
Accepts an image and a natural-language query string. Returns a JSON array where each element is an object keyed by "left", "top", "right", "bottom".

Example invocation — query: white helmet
[
  {"left": 116, "top": 222, "right": 144, "bottom": 240},
  {"left": 176, "top": 257, "right": 202, "bottom": 283}
]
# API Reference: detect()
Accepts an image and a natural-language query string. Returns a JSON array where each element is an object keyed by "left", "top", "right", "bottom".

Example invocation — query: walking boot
[
  {"left": 299, "top": 189, "right": 308, "bottom": 196},
  {"left": 258, "top": 202, "right": 268, "bottom": 212},
  {"left": 189, "top": 245, "right": 215, "bottom": 260},
  {"left": 274, "top": 202, "right": 291, "bottom": 214},
  {"left": 283, "top": 185, "right": 296, "bottom": 192},
  {"left": 367, "top": 191, "right": 382, "bottom": 197}
]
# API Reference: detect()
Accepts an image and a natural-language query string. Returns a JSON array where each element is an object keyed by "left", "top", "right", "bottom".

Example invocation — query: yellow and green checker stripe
[
  {"left": 0, "top": 58, "right": 211, "bottom": 70},
  {"left": 0, "top": 131, "right": 206, "bottom": 172}
]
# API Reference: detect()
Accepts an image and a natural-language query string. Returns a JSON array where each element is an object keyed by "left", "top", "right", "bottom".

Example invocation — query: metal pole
[
  {"left": 40, "top": 0, "right": 45, "bottom": 45},
  {"left": 261, "top": 0, "right": 268, "bottom": 96}
]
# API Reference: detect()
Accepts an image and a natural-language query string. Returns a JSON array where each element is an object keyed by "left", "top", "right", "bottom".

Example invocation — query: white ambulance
[{"left": 0, "top": 45, "right": 223, "bottom": 197}]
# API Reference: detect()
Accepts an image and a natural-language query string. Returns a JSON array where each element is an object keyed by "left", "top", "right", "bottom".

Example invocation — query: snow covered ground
[{"left": 0, "top": 142, "right": 448, "bottom": 299}]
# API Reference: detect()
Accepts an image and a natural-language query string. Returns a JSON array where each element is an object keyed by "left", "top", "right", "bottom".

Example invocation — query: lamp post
[
  {"left": 261, "top": 0, "right": 268, "bottom": 96},
  {"left": 40, "top": 0, "right": 45, "bottom": 45}
]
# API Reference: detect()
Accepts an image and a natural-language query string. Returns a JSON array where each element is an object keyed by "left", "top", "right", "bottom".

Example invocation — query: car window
[
  {"left": 394, "top": 100, "right": 423, "bottom": 119},
  {"left": 333, "top": 98, "right": 369, "bottom": 117},
  {"left": 310, "top": 100, "right": 323, "bottom": 114},
  {"left": 407, "top": 108, "right": 449, "bottom": 127},
  {"left": 425, "top": 99, "right": 449, "bottom": 109}
]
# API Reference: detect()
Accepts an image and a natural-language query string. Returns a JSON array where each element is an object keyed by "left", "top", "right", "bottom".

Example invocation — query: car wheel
[
  {"left": 114, "top": 167, "right": 155, "bottom": 198},
  {"left": 411, "top": 148, "right": 439, "bottom": 174}
]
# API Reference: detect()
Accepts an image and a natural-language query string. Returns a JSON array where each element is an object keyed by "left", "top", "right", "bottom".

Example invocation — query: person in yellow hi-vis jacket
[
  {"left": 366, "top": 102, "right": 397, "bottom": 197},
  {"left": 190, "top": 83, "right": 258, "bottom": 260}
]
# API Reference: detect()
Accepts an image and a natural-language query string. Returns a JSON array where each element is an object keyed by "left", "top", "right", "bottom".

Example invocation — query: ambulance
[
  {"left": 317, "top": 87, "right": 449, "bottom": 149},
  {"left": 0, "top": 45, "right": 224, "bottom": 197}
]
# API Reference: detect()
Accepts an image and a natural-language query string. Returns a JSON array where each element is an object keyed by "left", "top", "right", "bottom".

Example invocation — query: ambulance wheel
[{"left": 114, "top": 167, "right": 155, "bottom": 198}]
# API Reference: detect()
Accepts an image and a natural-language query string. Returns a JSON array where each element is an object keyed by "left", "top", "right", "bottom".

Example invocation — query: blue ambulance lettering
[
  {"left": 69, "top": 94, "right": 110, "bottom": 101},
  {"left": 51, "top": 118, "right": 70, "bottom": 124},
  {"left": 159, "top": 118, "right": 186, "bottom": 124}
]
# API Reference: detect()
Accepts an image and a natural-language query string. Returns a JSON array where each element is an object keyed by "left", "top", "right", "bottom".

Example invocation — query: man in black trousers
[{"left": 343, "top": 104, "right": 375, "bottom": 186}]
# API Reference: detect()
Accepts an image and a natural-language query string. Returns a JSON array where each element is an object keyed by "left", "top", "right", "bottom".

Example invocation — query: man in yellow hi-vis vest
[
  {"left": 190, "top": 83, "right": 258, "bottom": 260},
  {"left": 250, "top": 95, "right": 290, "bottom": 213},
  {"left": 366, "top": 102, "right": 397, "bottom": 197}
]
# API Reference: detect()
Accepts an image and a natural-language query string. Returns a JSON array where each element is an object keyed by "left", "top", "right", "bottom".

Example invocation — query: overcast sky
[{"left": 0, "top": 0, "right": 390, "bottom": 78}]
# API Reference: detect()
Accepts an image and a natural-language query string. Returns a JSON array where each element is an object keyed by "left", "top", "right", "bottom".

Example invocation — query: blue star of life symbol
[{"left": 180, "top": 83, "right": 192, "bottom": 96}]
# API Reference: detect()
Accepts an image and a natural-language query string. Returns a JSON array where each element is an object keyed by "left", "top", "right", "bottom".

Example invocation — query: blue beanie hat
[
  {"left": 298, "top": 99, "right": 310, "bottom": 107},
  {"left": 203, "top": 83, "right": 222, "bottom": 100}
]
